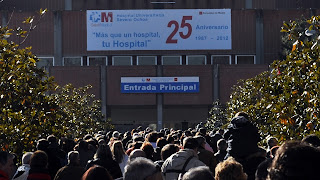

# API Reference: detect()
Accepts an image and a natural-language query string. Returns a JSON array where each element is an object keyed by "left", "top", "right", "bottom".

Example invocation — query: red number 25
[{"left": 166, "top": 16, "right": 193, "bottom": 44}]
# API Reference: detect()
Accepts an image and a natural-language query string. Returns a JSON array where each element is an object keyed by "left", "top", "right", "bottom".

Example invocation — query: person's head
[
  {"left": 218, "top": 129, "right": 224, "bottom": 135},
  {"left": 267, "top": 137, "right": 278, "bottom": 148},
  {"left": 78, "top": 140, "right": 89, "bottom": 150},
  {"left": 161, "top": 144, "right": 179, "bottom": 161},
  {"left": 183, "top": 137, "right": 199, "bottom": 151},
  {"left": 68, "top": 151, "right": 80, "bottom": 165},
  {"left": 198, "top": 128, "right": 206, "bottom": 136},
  {"left": 47, "top": 134, "right": 57, "bottom": 144},
  {"left": 166, "top": 135, "right": 175, "bottom": 144},
  {"left": 141, "top": 142, "right": 154, "bottom": 160},
  {"left": 36, "top": 138, "right": 49, "bottom": 151},
  {"left": 0, "top": 151, "right": 15, "bottom": 178},
  {"left": 133, "top": 134, "right": 144, "bottom": 143},
  {"left": 129, "top": 149, "right": 146, "bottom": 161},
  {"left": 156, "top": 137, "right": 167, "bottom": 149},
  {"left": 194, "top": 136, "right": 206, "bottom": 149},
  {"left": 146, "top": 132, "right": 158, "bottom": 143},
  {"left": 217, "top": 139, "right": 227, "bottom": 151},
  {"left": 30, "top": 150, "right": 48, "bottom": 169},
  {"left": 267, "top": 141, "right": 320, "bottom": 180},
  {"left": 182, "top": 166, "right": 214, "bottom": 180},
  {"left": 235, "top": 112, "right": 249, "bottom": 120},
  {"left": 124, "top": 157, "right": 163, "bottom": 180},
  {"left": 81, "top": 165, "right": 113, "bottom": 180},
  {"left": 112, "top": 131, "right": 120, "bottom": 139},
  {"left": 215, "top": 157, "right": 247, "bottom": 180},
  {"left": 111, "top": 140, "right": 125, "bottom": 163},
  {"left": 22, "top": 152, "right": 33, "bottom": 165},
  {"left": 94, "top": 144, "right": 112, "bottom": 160},
  {"left": 302, "top": 134, "right": 320, "bottom": 147}
]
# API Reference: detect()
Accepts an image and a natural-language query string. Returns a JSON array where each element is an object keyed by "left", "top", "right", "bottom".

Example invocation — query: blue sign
[{"left": 121, "top": 77, "right": 199, "bottom": 93}]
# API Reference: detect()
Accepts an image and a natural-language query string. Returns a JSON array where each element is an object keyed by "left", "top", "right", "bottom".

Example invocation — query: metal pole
[{"left": 156, "top": 65, "right": 163, "bottom": 131}]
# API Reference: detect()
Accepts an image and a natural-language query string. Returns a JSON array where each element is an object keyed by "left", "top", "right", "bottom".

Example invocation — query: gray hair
[
  {"left": 22, "top": 152, "right": 34, "bottom": 164},
  {"left": 182, "top": 166, "right": 214, "bottom": 180},
  {"left": 124, "top": 157, "right": 159, "bottom": 180}
]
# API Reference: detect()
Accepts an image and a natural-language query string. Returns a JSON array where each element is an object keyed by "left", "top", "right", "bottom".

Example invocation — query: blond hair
[{"left": 215, "top": 157, "right": 247, "bottom": 180}]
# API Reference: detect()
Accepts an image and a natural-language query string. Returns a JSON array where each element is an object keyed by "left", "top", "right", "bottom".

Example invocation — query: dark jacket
[
  {"left": 27, "top": 168, "right": 51, "bottom": 180},
  {"left": 224, "top": 116, "right": 260, "bottom": 159},
  {"left": 53, "top": 164, "right": 85, "bottom": 180},
  {"left": 46, "top": 143, "right": 65, "bottom": 179},
  {"left": 214, "top": 150, "right": 227, "bottom": 162},
  {"left": 198, "top": 148, "right": 217, "bottom": 173},
  {"left": 86, "top": 158, "right": 122, "bottom": 179},
  {"left": 0, "top": 170, "right": 9, "bottom": 180}
]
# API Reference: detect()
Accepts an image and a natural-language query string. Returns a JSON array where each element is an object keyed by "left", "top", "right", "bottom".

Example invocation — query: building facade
[{"left": 1, "top": 0, "right": 319, "bottom": 131}]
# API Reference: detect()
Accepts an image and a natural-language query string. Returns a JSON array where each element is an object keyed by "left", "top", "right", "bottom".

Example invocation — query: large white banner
[{"left": 87, "top": 9, "right": 231, "bottom": 51}]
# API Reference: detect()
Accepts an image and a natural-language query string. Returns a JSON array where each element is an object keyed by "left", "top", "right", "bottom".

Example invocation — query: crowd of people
[{"left": 1, "top": 112, "right": 320, "bottom": 180}]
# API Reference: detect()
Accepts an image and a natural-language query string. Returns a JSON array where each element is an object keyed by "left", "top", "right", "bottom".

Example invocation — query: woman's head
[
  {"left": 111, "top": 141, "right": 125, "bottom": 163},
  {"left": 215, "top": 157, "right": 247, "bottom": 180}
]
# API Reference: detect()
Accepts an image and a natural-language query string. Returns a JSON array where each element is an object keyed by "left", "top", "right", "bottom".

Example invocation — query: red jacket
[{"left": 27, "top": 168, "right": 51, "bottom": 180}]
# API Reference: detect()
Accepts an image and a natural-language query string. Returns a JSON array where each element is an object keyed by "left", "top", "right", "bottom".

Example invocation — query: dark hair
[
  {"left": 146, "top": 132, "right": 158, "bottom": 143},
  {"left": 302, "top": 134, "right": 320, "bottom": 147},
  {"left": 235, "top": 112, "right": 249, "bottom": 120},
  {"left": 47, "top": 135, "right": 57, "bottom": 144},
  {"left": 183, "top": 137, "right": 199, "bottom": 150},
  {"left": 194, "top": 136, "right": 206, "bottom": 148},
  {"left": 198, "top": 128, "right": 206, "bottom": 135},
  {"left": 156, "top": 137, "right": 167, "bottom": 149},
  {"left": 268, "top": 141, "right": 320, "bottom": 180},
  {"left": 36, "top": 139, "right": 49, "bottom": 151},
  {"left": 166, "top": 135, "right": 174, "bottom": 143},
  {"left": 217, "top": 139, "right": 227, "bottom": 149},
  {"left": 82, "top": 165, "right": 113, "bottom": 180},
  {"left": 94, "top": 145, "right": 112, "bottom": 160},
  {"left": 141, "top": 142, "right": 154, "bottom": 161},
  {"left": 30, "top": 150, "right": 48, "bottom": 168},
  {"left": 161, "top": 144, "right": 179, "bottom": 160}
]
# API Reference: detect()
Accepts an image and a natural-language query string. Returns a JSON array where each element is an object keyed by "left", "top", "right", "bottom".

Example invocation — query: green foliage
[
  {"left": 0, "top": 10, "right": 112, "bottom": 155},
  {"left": 206, "top": 100, "right": 228, "bottom": 131},
  {"left": 50, "top": 84, "right": 113, "bottom": 138},
  {"left": 0, "top": 25, "right": 59, "bottom": 154},
  {"left": 280, "top": 17, "right": 310, "bottom": 60},
  {"left": 226, "top": 16, "right": 320, "bottom": 142}
]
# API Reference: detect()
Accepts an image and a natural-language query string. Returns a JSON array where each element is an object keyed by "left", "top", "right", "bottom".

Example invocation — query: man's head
[
  {"left": 267, "top": 141, "right": 320, "bottom": 180},
  {"left": 68, "top": 151, "right": 80, "bottom": 165},
  {"left": 22, "top": 152, "right": 33, "bottom": 165},
  {"left": 194, "top": 136, "right": 206, "bottom": 149},
  {"left": 217, "top": 139, "right": 227, "bottom": 151},
  {"left": 124, "top": 157, "right": 163, "bottom": 180},
  {"left": 0, "top": 151, "right": 15, "bottom": 178},
  {"left": 183, "top": 137, "right": 199, "bottom": 150},
  {"left": 161, "top": 144, "right": 179, "bottom": 161},
  {"left": 30, "top": 150, "right": 48, "bottom": 169},
  {"left": 129, "top": 149, "right": 146, "bottom": 161},
  {"left": 182, "top": 166, "right": 214, "bottom": 180}
]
